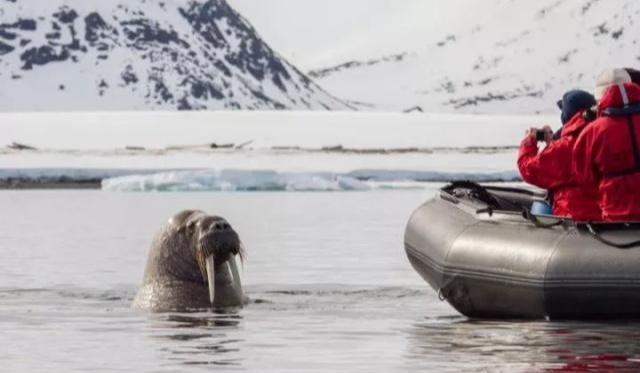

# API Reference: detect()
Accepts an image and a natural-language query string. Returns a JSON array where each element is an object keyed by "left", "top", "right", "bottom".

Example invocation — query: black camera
[
  {"left": 535, "top": 129, "right": 547, "bottom": 142},
  {"left": 583, "top": 107, "right": 597, "bottom": 122}
]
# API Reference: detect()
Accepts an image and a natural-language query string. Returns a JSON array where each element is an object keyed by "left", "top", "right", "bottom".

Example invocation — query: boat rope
[
  {"left": 443, "top": 181, "right": 570, "bottom": 229},
  {"left": 437, "top": 275, "right": 459, "bottom": 302},
  {"left": 442, "top": 181, "right": 502, "bottom": 209},
  {"left": 582, "top": 223, "right": 640, "bottom": 249}
]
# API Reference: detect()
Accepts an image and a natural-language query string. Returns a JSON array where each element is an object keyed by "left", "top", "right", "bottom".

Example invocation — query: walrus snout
[
  {"left": 199, "top": 229, "right": 241, "bottom": 263},
  {"left": 195, "top": 221, "right": 244, "bottom": 306}
]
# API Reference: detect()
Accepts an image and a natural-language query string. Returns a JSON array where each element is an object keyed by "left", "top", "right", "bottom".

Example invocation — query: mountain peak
[{"left": 0, "top": 0, "right": 350, "bottom": 111}]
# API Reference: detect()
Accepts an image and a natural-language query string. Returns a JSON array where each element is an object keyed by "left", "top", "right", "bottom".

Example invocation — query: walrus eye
[{"left": 185, "top": 221, "right": 197, "bottom": 235}]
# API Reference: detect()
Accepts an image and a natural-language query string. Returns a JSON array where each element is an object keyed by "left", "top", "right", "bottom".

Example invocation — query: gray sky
[{"left": 228, "top": 0, "right": 473, "bottom": 70}]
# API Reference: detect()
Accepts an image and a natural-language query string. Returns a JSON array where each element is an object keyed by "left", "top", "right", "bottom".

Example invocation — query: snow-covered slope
[
  {"left": 308, "top": 0, "right": 640, "bottom": 114},
  {"left": 0, "top": 0, "right": 350, "bottom": 111}
]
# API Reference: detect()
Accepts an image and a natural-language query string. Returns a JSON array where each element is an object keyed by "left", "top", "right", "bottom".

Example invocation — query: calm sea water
[{"left": 2, "top": 189, "right": 640, "bottom": 372}]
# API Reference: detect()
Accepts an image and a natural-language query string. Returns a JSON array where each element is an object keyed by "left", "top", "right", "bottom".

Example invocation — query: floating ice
[
  {"left": 100, "top": 168, "right": 521, "bottom": 192},
  {"left": 101, "top": 169, "right": 372, "bottom": 192}
]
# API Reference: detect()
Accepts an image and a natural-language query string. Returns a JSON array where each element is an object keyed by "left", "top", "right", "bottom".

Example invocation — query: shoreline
[{"left": 0, "top": 180, "right": 101, "bottom": 190}]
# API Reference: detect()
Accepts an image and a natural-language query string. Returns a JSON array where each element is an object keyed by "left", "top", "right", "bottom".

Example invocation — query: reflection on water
[
  {"left": 407, "top": 318, "right": 640, "bottom": 372},
  {"left": 161, "top": 313, "right": 243, "bottom": 329},
  {"left": 147, "top": 312, "right": 244, "bottom": 368}
]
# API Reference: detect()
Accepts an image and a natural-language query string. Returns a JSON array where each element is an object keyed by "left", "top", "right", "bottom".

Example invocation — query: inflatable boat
[{"left": 404, "top": 182, "right": 640, "bottom": 319}]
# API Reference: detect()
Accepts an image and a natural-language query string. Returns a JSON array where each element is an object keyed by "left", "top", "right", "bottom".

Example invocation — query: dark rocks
[
  {"left": 46, "top": 32, "right": 61, "bottom": 40},
  {"left": 20, "top": 46, "right": 70, "bottom": 70},
  {"left": 53, "top": 8, "right": 79, "bottom": 24},
  {"left": 0, "top": 40, "right": 14, "bottom": 55},
  {"left": 250, "top": 89, "right": 285, "bottom": 109},
  {"left": 404, "top": 106, "right": 424, "bottom": 113},
  {"left": 0, "top": 29, "right": 17, "bottom": 40},
  {"left": 121, "top": 66, "right": 139, "bottom": 85},
  {"left": 180, "top": 0, "right": 291, "bottom": 89},
  {"left": 121, "top": 19, "right": 188, "bottom": 48},
  {"left": 581, "top": 0, "right": 601, "bottom": 14},
  {"left": 436, "top": 35, "right": 457, "bottom": 47},
  {"left": 178, "top": 97, "right": 193, "bottom": 110},
  {"left": 18, "top": 19, "right": 37, "bottom": 31},
  {"left": 308, "top": 53, "right": 407, "bottom": 79},
  {"left": 179, "top": 1, "right": 228, "bottom": 49},
  {"left": 189, "top": 80, "right": 223, "bottom": 100},
  {"left": 447, "top": 89, "right": 544, "bottom": 109},
  {"left": 612, "top": 28, "right": 624, "bottom": 40},
  {"left": 593, "top": 22, "right": 610, "bottom": 36},
  {"left": 2, "top": 19, "right": 38, "bottom": 31},
  {"left": 0, "top": 19, "right": 37, "bottom": 48},
  {"left": 84, "top": 12, "right": 117, "bottom": 44},
  {"left": 214, "top": 60, "right": 231, "bottom": 77},
  {"left": 150, "top": 77, "right": 174, "bottom": 103}
]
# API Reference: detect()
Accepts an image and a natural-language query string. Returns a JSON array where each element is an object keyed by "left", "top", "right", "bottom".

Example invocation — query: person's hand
[
  {"left": 524, "top": 126, "right": 554, "bottom": 144},
  {"left": 525, "top": 127, "right": 538, "bottom": 141}
]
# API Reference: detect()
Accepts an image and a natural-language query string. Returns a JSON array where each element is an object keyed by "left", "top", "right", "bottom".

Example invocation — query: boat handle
[{"left": 582, "top": 223, "right": 640, "bottom": 249}]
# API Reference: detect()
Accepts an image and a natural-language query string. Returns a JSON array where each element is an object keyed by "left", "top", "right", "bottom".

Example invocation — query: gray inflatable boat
[{"left": 404, "top": 182, "right": 640, "bottom": 319}]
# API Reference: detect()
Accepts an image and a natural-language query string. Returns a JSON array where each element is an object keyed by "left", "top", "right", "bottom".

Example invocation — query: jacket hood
[{"left": 597, "top": 82, "right": 640, "bottom": 112}]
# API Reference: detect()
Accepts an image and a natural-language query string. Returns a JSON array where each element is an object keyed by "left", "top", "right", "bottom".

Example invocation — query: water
[{"left": 2, "top": 189, "right": 640, "bottom": 372}]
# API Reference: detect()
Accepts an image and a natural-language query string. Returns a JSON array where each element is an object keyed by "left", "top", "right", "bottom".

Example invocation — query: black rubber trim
[
  {"left": 483, "top": 185, "right": 538, "bottom": 196},
  {"left": 603, "top": 104, "right": 640, "bottom": 117}
]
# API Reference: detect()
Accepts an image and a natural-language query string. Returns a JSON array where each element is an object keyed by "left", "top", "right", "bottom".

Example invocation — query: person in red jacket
[
  {"left": 518, "top": 89, "right": 601, "bottom": 220},
  {"left": 573, "top": 69, "right": 640, "bottom": 222}
]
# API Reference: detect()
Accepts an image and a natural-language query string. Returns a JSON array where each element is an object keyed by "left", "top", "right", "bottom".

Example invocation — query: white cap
[{"left": 595, "top": 68, "right": 632, "bottom": 101}]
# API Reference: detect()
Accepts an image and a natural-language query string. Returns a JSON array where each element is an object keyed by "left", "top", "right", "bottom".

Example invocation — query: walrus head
[{"left": 182, "top": 213, "right": 245, "bottom": 307}]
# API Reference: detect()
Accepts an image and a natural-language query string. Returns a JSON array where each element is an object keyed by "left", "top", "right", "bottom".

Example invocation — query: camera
[
  {"left": 583, "top": 107, "right": 597, "bottom": 122},
  {"left": 535, "top": 129, "right": 547, "bottom": 142}
]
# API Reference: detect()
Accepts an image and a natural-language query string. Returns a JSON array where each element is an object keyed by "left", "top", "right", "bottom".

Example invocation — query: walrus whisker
[{"left": 238, "top": 241, "right": 247, "bottom": 264}]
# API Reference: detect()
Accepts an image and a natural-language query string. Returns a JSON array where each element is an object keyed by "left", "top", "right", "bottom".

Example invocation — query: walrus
[{"left": 132, "top": 210, "right": 247, "bottom": 312}]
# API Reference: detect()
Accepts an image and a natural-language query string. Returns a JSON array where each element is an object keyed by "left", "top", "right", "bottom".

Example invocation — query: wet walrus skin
[{"left": 133, "top": 210, "right": 247, "bottom": 312}]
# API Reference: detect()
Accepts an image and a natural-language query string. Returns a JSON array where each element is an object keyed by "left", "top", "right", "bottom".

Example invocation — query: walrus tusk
[
  {"left": 205, "top": 255, "right": 216, "bottom": 305},
  {"left": 228, "top": 254, "right": 244, "bottom": 297}
]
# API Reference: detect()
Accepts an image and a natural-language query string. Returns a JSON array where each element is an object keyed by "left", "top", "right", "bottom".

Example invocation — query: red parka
[
  {"left": 518, "top": 112, "right": 601, "bottom": 221},
  {"left": 573, "top": 83, "right": 640, "bottom": 222}
]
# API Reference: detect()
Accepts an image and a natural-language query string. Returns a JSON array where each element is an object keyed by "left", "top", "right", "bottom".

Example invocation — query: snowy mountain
[
  {"left": 305, "top": 0, "right": 640, "bottom": 114},
  {"left": 0, "top": 0, "right": 350, "bottom": 111}
]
